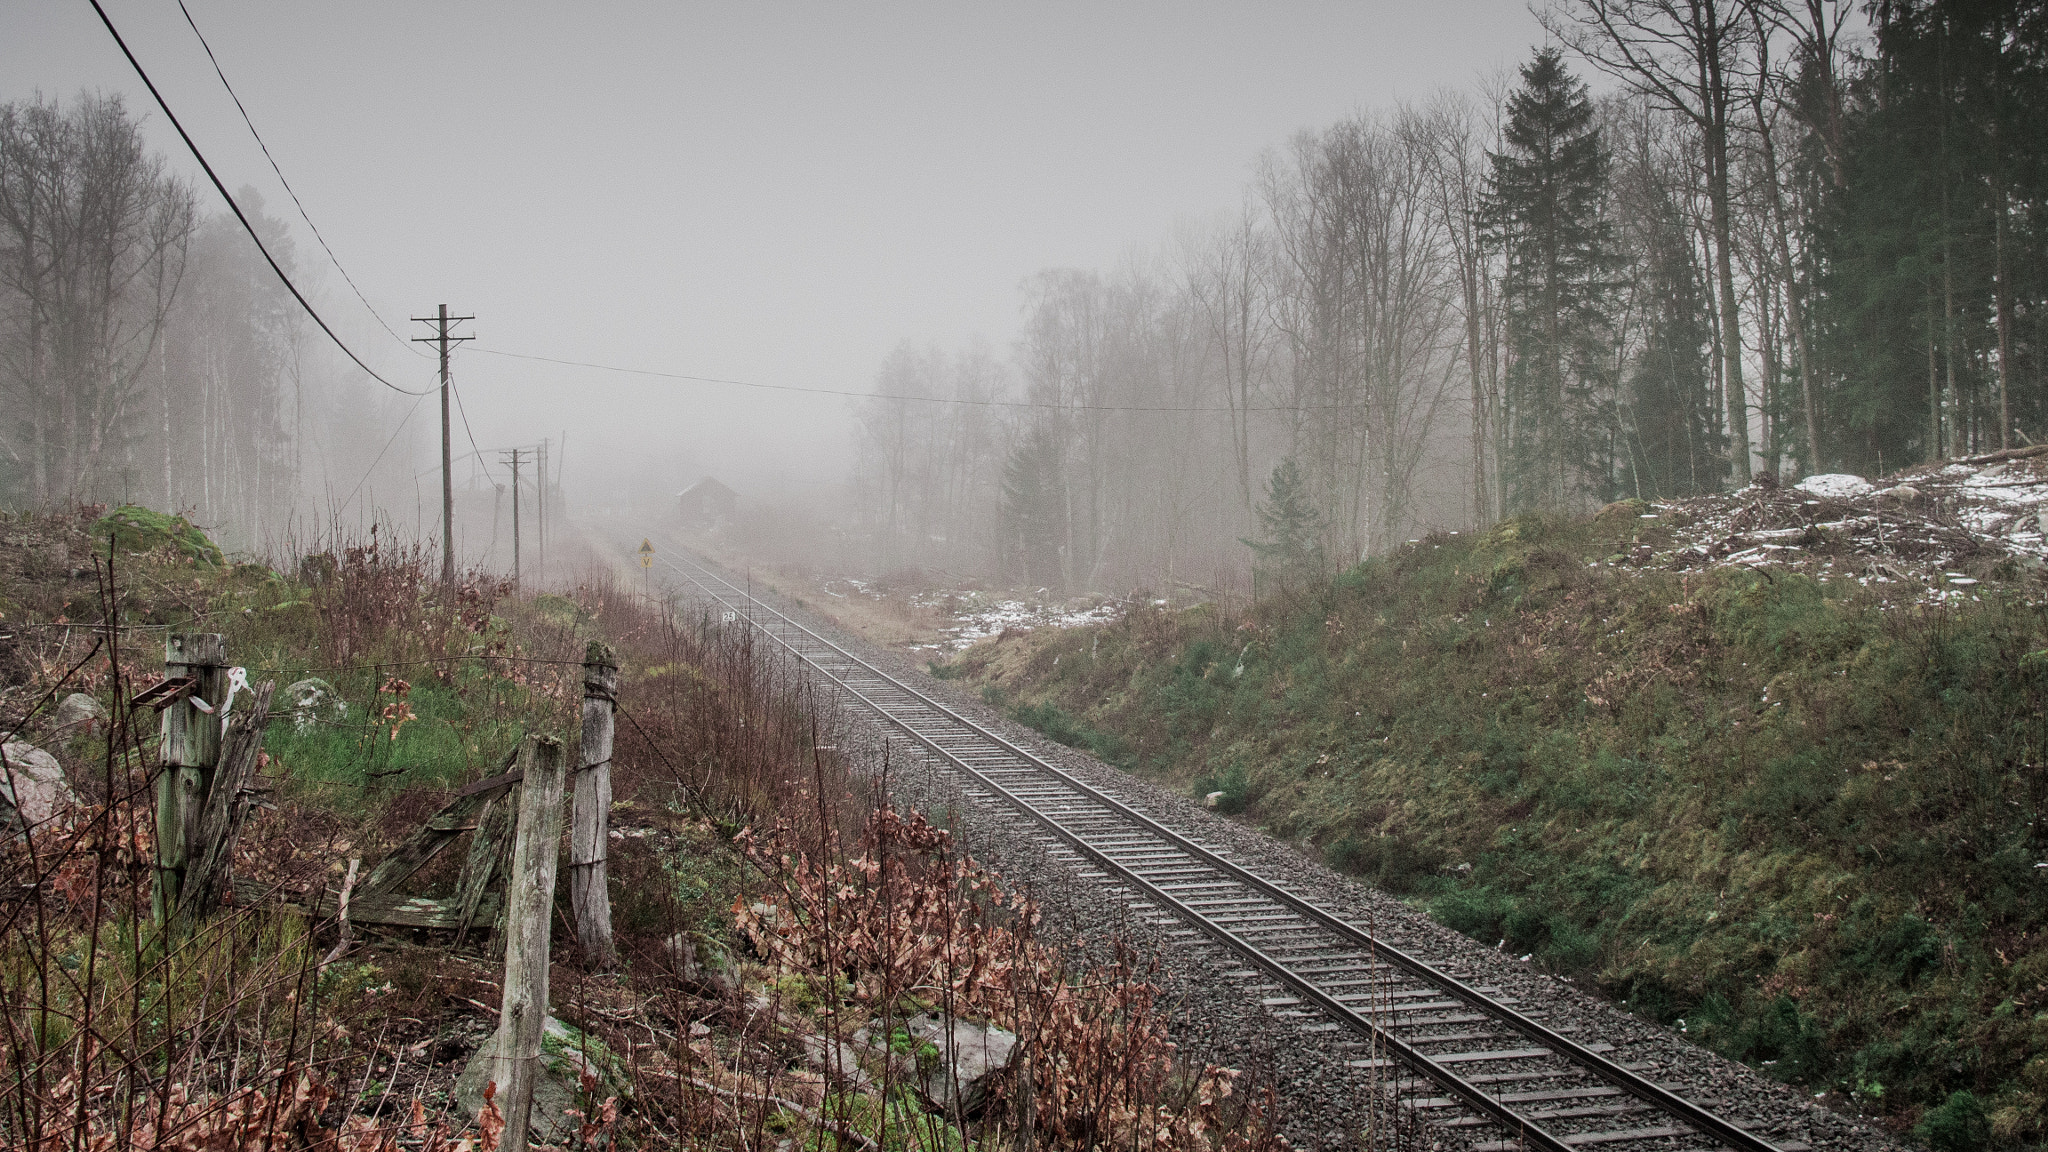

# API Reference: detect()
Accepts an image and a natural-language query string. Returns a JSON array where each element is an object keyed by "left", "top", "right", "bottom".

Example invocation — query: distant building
[{"left": 677, "top": 477, "right": 738, "bottom": 527}]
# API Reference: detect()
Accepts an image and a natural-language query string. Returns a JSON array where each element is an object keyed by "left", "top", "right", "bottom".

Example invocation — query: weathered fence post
[
  {"left": 177, "top": 679, "right": 274, "bottom": 936},
  {"left": 488, "top": 734, "right": 566, "bottom": 1152},
  {"left": 570, "top": 640, "right": 617, "bottom": 968},
  {"left": 154, "top": 633, "right": 226, "bottom": 925}
]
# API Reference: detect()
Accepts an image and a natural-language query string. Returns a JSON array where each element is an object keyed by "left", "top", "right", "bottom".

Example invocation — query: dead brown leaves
[
  {"left": 735, "top": 805, "right": 1285, "bottom": 1151},
  {"left": 25, "top": 1070, "right": 505, "bottom": 1152}
]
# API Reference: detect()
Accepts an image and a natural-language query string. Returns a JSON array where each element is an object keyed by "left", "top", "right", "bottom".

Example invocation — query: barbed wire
[{"left": 247, "top": 653, "right": 588, "bottom": 678}]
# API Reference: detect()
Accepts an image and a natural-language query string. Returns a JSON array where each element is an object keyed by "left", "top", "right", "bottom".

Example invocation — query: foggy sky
[{"left": 4, "top": 1, "right": 1544, "bottom": 505}]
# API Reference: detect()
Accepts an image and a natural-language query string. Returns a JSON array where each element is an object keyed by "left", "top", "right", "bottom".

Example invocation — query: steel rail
[{"left": 656, "top": 543, "right": 1781, "bottom": 1152}]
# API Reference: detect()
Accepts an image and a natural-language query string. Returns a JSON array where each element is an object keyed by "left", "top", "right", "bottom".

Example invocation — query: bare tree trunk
[
  {"left": 1709, "top": 134, "right": 1751, "bottom": 484},
  {"left": 1929, "top": 279, "right": 1943, "bottom": 462},
  {"left": 1996, "top": 177, "right": 2014, "bottom": 449},
  {"left": 1550, "top": 0, "right": 1754, "bottom": 484},
  {"left": 1943, "top": 215, "right": 1960, "bottom": 458}
]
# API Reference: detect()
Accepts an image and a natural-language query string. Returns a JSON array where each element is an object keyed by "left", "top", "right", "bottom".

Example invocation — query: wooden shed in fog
[{"left": 677, "top": 477, "right": 738, "bottom": 527}]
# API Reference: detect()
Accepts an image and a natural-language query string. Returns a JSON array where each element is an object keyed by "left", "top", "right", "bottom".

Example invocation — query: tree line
[
  {"left": 851, "top": 0, "right": 2048, "bottom": 593},
  {"left": 0, "top": 93, "right": 417, "bottom": 551}
]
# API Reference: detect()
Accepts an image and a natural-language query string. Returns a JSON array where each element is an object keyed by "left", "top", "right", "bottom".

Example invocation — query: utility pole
[
  {"left": 501, "top": 448, "right": 524, "bottom": 587},
  {"left": 412, "top": 304, "right": 474, "bottom": 588}
]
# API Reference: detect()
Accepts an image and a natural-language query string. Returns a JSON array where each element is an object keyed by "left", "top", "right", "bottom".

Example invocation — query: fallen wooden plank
[
  {"left": 452, "top": 790, "right": 511, "bottom": 947},
  {"left": 230, "top": 877, "right": 500, "bottom": 931},
  {"left": 321, "top": 889, "right": 502, "bottom": 931},
  {"left": 457, "top": 764, "right": 525, "bottom": 798},
  {"left": 356, "top": 751, "right": 520, "bottom": 898}
]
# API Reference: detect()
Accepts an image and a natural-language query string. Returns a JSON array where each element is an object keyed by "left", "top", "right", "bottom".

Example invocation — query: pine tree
[
  {"left": 1624, "top": 186, "right": 1724, "bottom": 498},
  {"left": 1813, "top": 0, "right": 2048, "bottom": 468},
  {"left": 1241, "top": 458, "right": 1325, "bottom": 594},
  {"left": 998, "top": 422, "right": 1065, "bottom": 588},
  {"left": 1487, "top": 48, "right": 1618, "bottom": 511}
]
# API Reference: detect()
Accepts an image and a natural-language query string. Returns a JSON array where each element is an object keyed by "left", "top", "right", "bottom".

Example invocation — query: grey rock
[
  {"left": 903, "top": 1012, "right": 1017, "bottom": 1118},
  {"left": 662, "top": 931, "right": 743, "bottom": 996},
  {"left": 50, "top": 693, "right": 107, "bottom": 735},
  {"left": 283, "top": 678, "right": 347, "bottom": 733},
  {"left": 454, "top": 1016, "right": 629, "bottom": 1145},
  {"left": 694, "top": 936, "right": 743, "bottom": 996},
  {"left": 1, "top": 741, "right": 76, "bottom": 833},
  {"left": 662, "top": 932, "right": 699, "bottom": 981},
  {"left": 800, "top": 1034, "right": 876, "bottom": 1091}
]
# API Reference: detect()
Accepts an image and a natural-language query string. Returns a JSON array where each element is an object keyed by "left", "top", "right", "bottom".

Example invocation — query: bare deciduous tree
[
  {"left": 0, "top": 93, "right": 196, "bottom": 503},
  {"left": 1545, "top": 0, "right": 1759, "bottom": 484}
]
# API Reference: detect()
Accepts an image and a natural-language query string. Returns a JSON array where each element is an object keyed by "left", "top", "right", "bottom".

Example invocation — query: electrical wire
[
  {"left": 335, "top": 393, "right": 428, "bottom": 516},
  {"left": 86, "top": 0, "right": 431, "bottom": 397},
  {"left": 95, "top": 0, "right": 1354, "bottom": 420},
  {"left": 449, "top": 374, "right": 497, "bottom": 483},
  {"left": 173, "top": 0, "right": 421, "bottom": 357},
  {"left": 248, "top": 653, "right": 588, "bottom": 678},
  {"left": 475, "top": 346, "right": 1345, "bottom": 414},
  {"left": 414, "top": 449, "right": 496, "bottom": 481}
]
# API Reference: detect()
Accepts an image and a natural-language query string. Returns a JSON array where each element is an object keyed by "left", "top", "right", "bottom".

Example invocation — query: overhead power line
[
  {"left": 87, "top": 0, "right": 430, "bottom": 398},
  {"left": 450, "top": 374, "right": 497, "bottom": 483},
  {"left": 475, "top": 346, "right": 1347, "bottom": 414},
  {"left": 336, "top": 393, "right": 429, "bottom": 517},
  {"left": 173, "top": 0, "right": 420, "bottom": 357}
]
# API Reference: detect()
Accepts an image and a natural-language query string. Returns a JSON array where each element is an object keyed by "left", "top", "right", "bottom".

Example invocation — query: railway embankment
[
  {"left": 670, "top": 541, "right": 1904, "bottom": 1152},
  {"left": 931, "top": 485, "right": 2048, "bottom": 1148}
]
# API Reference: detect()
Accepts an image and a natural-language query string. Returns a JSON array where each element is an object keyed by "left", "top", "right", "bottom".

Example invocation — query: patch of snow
[
  {"left": 1656, "top": 452, "right": 2048, "bottom": 601},
  {"left": 1796, "top": 474, "right": 1874, "bottom": 499},
  {"left": 910, "top": 590, "right": 1125, "bottom": 652}
]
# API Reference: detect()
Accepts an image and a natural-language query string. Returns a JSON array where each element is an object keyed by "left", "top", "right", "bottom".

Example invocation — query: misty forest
[
  {"left": 16, "top": 3, "right": 2048, "bottom": 1152},
  {"left": 852, "top": 1, "right": 2048, "bottom": 592}
]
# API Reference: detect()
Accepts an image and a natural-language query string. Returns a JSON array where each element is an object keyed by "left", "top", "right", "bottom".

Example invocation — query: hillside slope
[{"left": 943, "top": 484, "right": 2048, "bottom": 1147}]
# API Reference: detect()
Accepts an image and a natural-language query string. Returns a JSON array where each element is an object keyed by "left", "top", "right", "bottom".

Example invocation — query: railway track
[{"left": 652, "top": 541, "right": 1798, "bottom": 1152}]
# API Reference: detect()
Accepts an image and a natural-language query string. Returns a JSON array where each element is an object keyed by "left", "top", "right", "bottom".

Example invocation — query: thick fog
[{"left": 1, "top": 1, "right": 1539, "bottom": 565}]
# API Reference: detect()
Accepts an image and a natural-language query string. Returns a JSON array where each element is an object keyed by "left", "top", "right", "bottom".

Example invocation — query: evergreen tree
[
  {"left": 1624, "top": 186, "right": 1723, "bottom": 498},
  {"left": 1487, "top": 48, "right": 1618, "bottom": 511},
  {"left": 998, "top": 422, "right": 1065, "bottom": 588},
  {"left": 1241, "top": 458, "right": 1325, "bottom": 593},
  {"left": 1813, "top": 0, "right": 2048, "bottom": 468}
]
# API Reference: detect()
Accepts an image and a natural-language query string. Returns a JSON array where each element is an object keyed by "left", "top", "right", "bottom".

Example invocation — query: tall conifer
[{"left": 1488, "top": 48, "right": 1617, "bottom": 511}]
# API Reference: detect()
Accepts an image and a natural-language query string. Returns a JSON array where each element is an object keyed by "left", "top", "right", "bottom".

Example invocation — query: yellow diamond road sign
[{"left": 638, "top": 538, "right": 654, "bottom": 568}]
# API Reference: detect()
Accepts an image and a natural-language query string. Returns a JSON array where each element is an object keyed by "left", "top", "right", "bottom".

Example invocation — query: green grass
[
  {"left": 261, "top": 665, "right": 530, "bottom": 796},
  {"left": 948, "top": 508, "right": 2048, "bottom": 1142}
]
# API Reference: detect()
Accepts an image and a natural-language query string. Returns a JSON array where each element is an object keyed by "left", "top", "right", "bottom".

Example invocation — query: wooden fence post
[
  {"left": 154, "top": 633, "right": 226, "bottom": 926},
  {"left": 489, "top": 734, "right": 566, "bottom": 1152},
  {"left": 177, "top": 679, "right": 274, "bottom": 936},
  {"left": 570, "top": 640, "right": 617, "bottom": 968}
]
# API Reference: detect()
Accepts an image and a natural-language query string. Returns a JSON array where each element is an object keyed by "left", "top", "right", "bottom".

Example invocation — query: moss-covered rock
[
  {"left": 454, "top": 1015, "right": 629, "bottom": 1143},
  {"left": 90, "top": 505, "right": 224, "bottom": 567}
]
